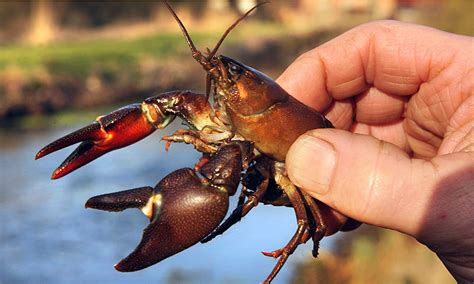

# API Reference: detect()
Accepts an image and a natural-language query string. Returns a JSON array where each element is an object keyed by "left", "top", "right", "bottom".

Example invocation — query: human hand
[{"left": 277, "top": 21, "right": 473, "bottom": 282}]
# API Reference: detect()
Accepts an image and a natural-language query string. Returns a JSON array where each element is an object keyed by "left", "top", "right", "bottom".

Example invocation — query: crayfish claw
[
  {"left": 35, "top": 122, "right": 103, "bottom": 160},
  {"left": 37, "top": 103, "right": 159, "bottom": 179},
  {"left": 85, "top": 186, "right": 154, "bottom": 213},
  {"left": 88, "top": 168, "right": 230, "bottom": 272},
  {"left": 51, "top": 141, "right": 107, "bottom": 179},
  {"left": 200, "top": 203, "right": 244, "bottom": 243},
  {"left": 114, "top": 220, "right": 162, "bottom": 272},
  {"left": 35, "top": 121, "right": 108, "bottom": 179}
]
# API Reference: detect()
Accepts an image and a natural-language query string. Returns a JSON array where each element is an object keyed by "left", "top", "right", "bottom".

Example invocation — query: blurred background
[{"left": 0, "top": 0, "right": 471, "bottom": 283}]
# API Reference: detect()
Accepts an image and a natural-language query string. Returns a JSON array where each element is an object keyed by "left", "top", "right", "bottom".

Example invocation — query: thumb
[{"left": 286, "top": 128, "right": 472, "bottom": 236}]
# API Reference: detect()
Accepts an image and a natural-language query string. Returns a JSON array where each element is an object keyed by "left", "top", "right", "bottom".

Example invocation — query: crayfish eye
[{"left": 229, "top": 64, "right": 243, "bottom": 76}]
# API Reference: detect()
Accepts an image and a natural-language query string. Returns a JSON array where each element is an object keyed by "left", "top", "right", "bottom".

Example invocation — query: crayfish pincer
[{"left": 36, "top": 1, "right": 335, "bottom": 283}]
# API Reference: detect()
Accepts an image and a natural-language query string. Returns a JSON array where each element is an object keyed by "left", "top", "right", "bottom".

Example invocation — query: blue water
[{"left": 0, "top": 124, "right": 335, "bottom": 284}]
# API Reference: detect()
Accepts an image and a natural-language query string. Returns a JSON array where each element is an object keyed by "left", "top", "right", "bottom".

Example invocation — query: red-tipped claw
[{"left": 36, "top": 103, "right": 158, "bottom": 179}]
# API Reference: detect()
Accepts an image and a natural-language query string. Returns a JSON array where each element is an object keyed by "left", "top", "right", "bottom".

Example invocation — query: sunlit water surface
[{"left": 1, "top": 125, "right": 337, "bottom": 284}]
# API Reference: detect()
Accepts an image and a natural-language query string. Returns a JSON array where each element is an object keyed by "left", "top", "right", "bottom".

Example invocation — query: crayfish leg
[
  {"left": 300, "top": 191, "right": 327, "bottom": 257},
  {"left": 261, "top": 168, "right": 311, "bottom": 284}
]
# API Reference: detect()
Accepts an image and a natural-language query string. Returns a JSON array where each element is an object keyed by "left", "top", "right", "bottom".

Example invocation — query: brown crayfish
[{"left": 35, "top": 1, "right": 336, "bottom": 282}]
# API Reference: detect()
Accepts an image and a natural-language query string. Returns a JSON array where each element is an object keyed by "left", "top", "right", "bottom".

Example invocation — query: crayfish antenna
[
  {"left": 163, "top": 0, "right": 213, "bottom": 71},
  {"left": 207, "top": 1, "right": 268, "bottom": 60},
  {"left": 164, "top": 0, "right": 267, "bottom": 70},
  {"left": 163, "top": 0, "right": 198, "bottom": 54}
]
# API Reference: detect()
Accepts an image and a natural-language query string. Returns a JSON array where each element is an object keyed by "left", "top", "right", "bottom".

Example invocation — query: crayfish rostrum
[{"left": 36, "top": 1, "right": 337, "bottom": 283}]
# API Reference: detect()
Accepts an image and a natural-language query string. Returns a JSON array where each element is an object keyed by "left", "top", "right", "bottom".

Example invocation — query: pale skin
[{"left": 277, "top": 21, "right": 473, "bottom": 282}]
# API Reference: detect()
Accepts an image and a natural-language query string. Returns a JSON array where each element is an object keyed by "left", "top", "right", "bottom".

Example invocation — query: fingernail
[{"left": 287, "top": 134, "right": 336, "bottom": 195}]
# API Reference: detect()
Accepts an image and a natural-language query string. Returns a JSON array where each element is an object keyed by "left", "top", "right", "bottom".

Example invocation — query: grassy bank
[
  {"left": 0, "top": 22, "right": 341, "bottom": 126},
  {"left": 0, "top": 32, "right": 213, "bottom": 78},
  {"left": 0, "top": 31, "right": 220, "bottom": 122}
]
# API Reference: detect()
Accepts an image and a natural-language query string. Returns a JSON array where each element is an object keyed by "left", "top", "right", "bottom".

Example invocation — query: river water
[{"left": 0, "top": 124, "right": 335, "bottom": 284}]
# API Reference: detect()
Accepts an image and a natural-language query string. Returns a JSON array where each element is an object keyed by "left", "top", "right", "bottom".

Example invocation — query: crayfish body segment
[{"left": 36, "top": 1, "right": 338, "bottom": 283}]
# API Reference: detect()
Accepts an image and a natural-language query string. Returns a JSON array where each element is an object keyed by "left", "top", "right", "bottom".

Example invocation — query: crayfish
[{"left": 36, "top": 1, "right": 337, "bottom": 283}]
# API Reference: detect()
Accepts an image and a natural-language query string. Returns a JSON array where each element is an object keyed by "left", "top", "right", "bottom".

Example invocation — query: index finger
[{"left": 276, "top": 20, "right": 460, "bottom": 111}]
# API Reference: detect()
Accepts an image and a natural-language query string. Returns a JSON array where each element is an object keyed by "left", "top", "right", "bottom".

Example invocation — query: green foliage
[{"left": 0, "top": 32, "right": 212, "bottom": 78}]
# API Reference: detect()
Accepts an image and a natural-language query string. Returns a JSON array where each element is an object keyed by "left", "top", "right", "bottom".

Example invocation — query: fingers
[
  {"left": 351, "top": 121, "right": 409, "bottom": 151},
  {"left": 322, "top": 87, "right": 409, "bottom": 133},
  {"left": 354, "top": 88, "right": 407, "bottom": 124},
  {"left": 323, "top": 98, "right": 353, "bottom": 130},
  {"left": 277, "top": 51, "right": 334, "bottom": 112},
  {"left": 277, "top": 20, "right": 469, "bottom": 111},
  {"left": 286, "top": 128, "right": 474, "bottom": 237}
]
